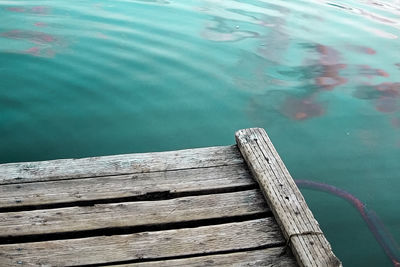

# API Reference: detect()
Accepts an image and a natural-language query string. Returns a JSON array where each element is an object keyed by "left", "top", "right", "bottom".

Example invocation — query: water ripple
[{"left": 1, "top": 3, "right": 400, "bottom": 265}]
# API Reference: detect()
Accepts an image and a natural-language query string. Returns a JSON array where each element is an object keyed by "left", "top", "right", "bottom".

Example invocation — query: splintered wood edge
[{"left": 235, "top": 128, "right": 342, "bottom": 267}]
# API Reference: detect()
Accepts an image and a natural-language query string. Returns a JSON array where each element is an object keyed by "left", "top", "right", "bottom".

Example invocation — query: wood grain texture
[
  {"left": 0, "top": 218, "right": 284, "bottom": 266},
  {"left": 116, "top": 247, "right": 298, "bottom": 266},
  {"left": 0, "top": 145, "right": 243, "bottom": 184},
  {"left": 0, "top": 164, "right": 254, "bottom": 208},
  {"left": 235, "top": 128, "right": 342, "bottom": 267},
  {"left": 0, "top": 190, "right": 268, "bottom": 237}
]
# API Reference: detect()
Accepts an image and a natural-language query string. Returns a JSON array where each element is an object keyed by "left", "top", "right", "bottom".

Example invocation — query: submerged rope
[{"left": 295, "top": 179, "right": 400, "bottom": 267}]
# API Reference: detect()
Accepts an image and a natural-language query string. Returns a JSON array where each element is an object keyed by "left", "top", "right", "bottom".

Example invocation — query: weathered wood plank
[
  {"left": 0, "top": 218, "right": 284, "bottom": 266},
  {"left": 0, "top": 145, "right": 243, "bottom": 184},
  {"left": 0, "top": 190, "right": 268, "bottom": 237},
  {"left": 117, "top": 247, "right": 298, "bottom": 266},
  {"left": 235, "top": 128, "right": 341, "bottom": 267},
  {"left": 0, "top": 164, "right": 254, "bottom": 208}
]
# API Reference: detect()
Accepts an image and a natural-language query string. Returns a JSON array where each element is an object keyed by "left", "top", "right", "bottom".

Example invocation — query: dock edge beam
[{"left": 235, "top": 128, "right": 342, "bottom": 267}]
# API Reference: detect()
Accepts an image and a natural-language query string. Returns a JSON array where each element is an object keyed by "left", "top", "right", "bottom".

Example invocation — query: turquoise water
[{"left": 0, "top": 0, "right": 399, "bottom": 265}]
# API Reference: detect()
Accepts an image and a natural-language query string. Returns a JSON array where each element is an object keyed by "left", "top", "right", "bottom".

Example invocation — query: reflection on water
[
  {"left": 245, "top": 39, "right": 398, "bottom": 122},
  {"left": 1, "top": 4, "right": 67, "bottom": 58},
  {"left": 197, "top": 1, "right": 399, "bottom": 265},
  {"left": 0, "top": 0, "right": 399, "bottom": 266}
]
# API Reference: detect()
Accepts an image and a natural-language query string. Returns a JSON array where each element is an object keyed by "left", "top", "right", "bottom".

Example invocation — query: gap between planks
[
  {"left": 0, "top": 163, "right": 255, "bottom": 210},
  {"left": 0, "top": 145, "right": 243, "bottom": 185},
  {"left": 0, "top": 189, "right": 269, "bottom": 239},
  {"left": 0, "top": 218, "right": 285, "bottom": 267}
]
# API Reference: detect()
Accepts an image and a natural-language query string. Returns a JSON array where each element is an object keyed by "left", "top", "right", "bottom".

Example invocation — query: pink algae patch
[
  {"left": 281, "top": 97, "right": 325, "bottom": 120},
  {"left": 376, "top": 69, "right": 389, "bottom": 77},
  {"left": 315, "top": 45, "right": 348, "bottom": 91},
  {"left": 7, "top": 6, "right": 50, "bottom": 15},
  {"left": 375, "top": 83, "right": 400, "bottom": 97},
  {"left": 0, "top": 30, "right": 56, "bottom": 44},
  {"left": 20, "top": 46, "right": 55, "bottom": 58},
  {"left": 317, "top": 45, "right": 341, "bottom": 65},
  {"left": 358, "top": 65, "right": 390, "bottom": 79},
  {"left": 316, "top": 76, "right": 348, "bottom": 91},
  {"left": 295, "top": 112, "right": 308, "bottom": 120},
  {"left": 363, "top": 47, "right": 376, "bottom": 54},
  {"left": 371, "top": 83, "right": 400, "bottom": 113},
  {"left": 347, "top": 45, "right": 376, "bottom": 55},
  {"left": 30, "top": 6, "right": 48, "bottom": 14},
  {"left": 6, "top": 7, "right": 26, "bottom": 12},
  {"left": 25, "top": 46, "right": 40, "bottom": 55},
  {"left": 0, "top": 29, "right": 64, "bottom": 58},
  {"left": 375, "top": 97, "right": 398, "bottom": 113},
  {"left": 34, "top": 22, "right": 48, "bottom": 27}
]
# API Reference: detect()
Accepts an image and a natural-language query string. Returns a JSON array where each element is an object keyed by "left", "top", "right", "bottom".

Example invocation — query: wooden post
[{"left": 236, "top": 128, "right": 342, "bottom": 267}]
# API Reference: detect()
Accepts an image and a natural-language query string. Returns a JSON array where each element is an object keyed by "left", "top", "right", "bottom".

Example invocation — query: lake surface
[{"left": 0, "top": 0, "right": 399, "bottom": 265}]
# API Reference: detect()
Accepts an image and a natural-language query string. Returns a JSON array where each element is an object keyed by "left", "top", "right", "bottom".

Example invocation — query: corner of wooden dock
[
  {"left": 236, "top": 128, "right": 342, "bottom": 267},
  {"left": 0, "top": 127, "right": 341, "bottom": 267}
]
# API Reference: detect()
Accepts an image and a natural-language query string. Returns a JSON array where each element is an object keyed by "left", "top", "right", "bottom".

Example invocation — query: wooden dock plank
[
  {"left": 0, "top": 190, "right": 268, "bottom": 237},
  {"left": 117, "top": 247, "right": 297, "bottom": 266},
  {"left": 0, "top": 163, "right": 254, "bottom": 208},
  {"left": 236, "top": 128, "right": 341, "bottom": 267},
  {"left": 0, "top": 218, "right": 284, "bottom": 267},
  {"left": 0, "top": 128, "right": 341, "bottom": 267},
  {"left": 0, "top": 145, "right": 242, "bottom": 185}
]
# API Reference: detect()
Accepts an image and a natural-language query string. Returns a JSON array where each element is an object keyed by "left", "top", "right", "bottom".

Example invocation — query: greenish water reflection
[{"left": 0, "top": 0, "right": 399, "bottom": 265}]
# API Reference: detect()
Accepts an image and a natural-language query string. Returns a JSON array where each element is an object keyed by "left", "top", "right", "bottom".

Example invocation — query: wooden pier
[{"left": 0, "top": 128, "right": 341, "bottom": 266}]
